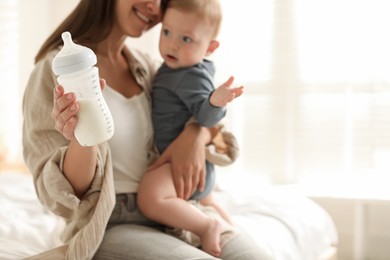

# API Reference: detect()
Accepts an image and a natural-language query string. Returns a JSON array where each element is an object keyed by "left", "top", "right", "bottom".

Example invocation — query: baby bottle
[{"left": 52, "top": 31, "right": 114, "bottom": 146}]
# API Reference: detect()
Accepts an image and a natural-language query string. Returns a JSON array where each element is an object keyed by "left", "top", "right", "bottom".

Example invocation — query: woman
[{"left": 22, "top": 0, "right": 267, "bottom": 259}]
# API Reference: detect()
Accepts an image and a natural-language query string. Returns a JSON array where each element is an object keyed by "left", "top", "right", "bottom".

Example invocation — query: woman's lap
[
  {"left": 93, "top": 224, "right": 215, "bottom": 260},
  {"left": 94, "top": 224, "right": 271, "bottom": 260},
  {"left": 94, "top": 193, "right": 271, "bottom": 260}
]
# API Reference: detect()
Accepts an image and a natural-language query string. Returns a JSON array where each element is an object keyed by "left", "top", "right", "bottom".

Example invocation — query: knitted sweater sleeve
[{"left": 22, "top": 50, "right": 115, "bottom": 259}]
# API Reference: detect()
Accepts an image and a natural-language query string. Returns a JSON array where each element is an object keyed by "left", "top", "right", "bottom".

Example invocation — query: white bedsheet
[
  {"left": 214, "top": 188, "right": 338, "bottom": 260},
  {"left": 0, "top": 171, "right": 337, "bottom": 260},
  {"left": 0, "top": 172, "right": 64, "bottom": 260}
]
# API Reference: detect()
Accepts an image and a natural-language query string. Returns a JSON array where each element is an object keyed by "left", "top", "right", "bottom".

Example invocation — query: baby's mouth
[{"left": 166, "top": 54, "right": 177, "bottom": 61}]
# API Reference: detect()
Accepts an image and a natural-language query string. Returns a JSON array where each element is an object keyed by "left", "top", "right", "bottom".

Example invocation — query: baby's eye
[
  {"left": 182, "top": 36, "right": 192, "bottom": 43},
  {"left": 162, "top": 29, "right": 170, "bottom": 36}
]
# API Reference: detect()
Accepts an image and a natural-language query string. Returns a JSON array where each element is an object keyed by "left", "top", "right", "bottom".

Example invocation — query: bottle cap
[{"left": 52, "top": 31, "right": 97, "bottom": 76}]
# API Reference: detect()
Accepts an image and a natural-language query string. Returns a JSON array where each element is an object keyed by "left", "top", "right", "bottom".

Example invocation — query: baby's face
[{"left": 159, "top": 8, "right": 215, "bottom": 69}]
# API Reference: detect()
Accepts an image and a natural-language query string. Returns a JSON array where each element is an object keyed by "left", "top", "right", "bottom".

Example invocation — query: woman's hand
[
  {"left": 51, "top": 85, "right": 79, "bottom": 141},
  {"left": 148, "top": 124, "right": 211, "bottom": 199},
  {"left": 51, "top": 79, "right": 106, "bottom": 141}
]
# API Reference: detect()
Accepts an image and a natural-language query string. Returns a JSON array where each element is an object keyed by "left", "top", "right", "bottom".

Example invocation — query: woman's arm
[
  {"left": 52, "top": 85, "right": 98, "bottom": 198},
  {"left": 148, "top": 123, "right": 212, "bottom": 199},
  {"left": 63, "top": 140, "right": 97, "bottom": 198},
  {"left": 23, "top": 52, "right": 109, "bottom": 222}
]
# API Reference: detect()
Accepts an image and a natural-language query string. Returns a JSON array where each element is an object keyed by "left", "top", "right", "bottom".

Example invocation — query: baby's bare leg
[{"left": 137, "top": 163, "right": 222, "bottom": 256}]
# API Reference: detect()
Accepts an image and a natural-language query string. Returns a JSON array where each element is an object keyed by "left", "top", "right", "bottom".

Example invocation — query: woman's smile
[{"left": 133, "top": 7, "right": 151, "bottom": 24}]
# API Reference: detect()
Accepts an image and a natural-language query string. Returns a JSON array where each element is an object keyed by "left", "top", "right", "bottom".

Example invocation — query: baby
[{"left": 137, "top": 0, "right": 243, "bottom": 256}]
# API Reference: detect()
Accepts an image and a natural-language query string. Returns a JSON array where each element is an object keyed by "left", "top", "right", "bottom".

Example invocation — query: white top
[{"left": 103, "top": 86, "right": 153, "bottom": 193}]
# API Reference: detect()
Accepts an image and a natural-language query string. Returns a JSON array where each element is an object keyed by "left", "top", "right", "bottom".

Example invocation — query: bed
[{"left": 0, "top": 170, "right": 338, "bottom": 260}]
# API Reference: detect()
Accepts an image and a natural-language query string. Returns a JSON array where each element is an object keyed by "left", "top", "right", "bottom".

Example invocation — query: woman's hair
[
  {"left": 35, "top": 0, "right": 171, "bottom": 64},
  {"left": 166, "top": 0, "right": 222, "bottom": 38},
  {"left": 34, "top": 0, "right": 116, "bottom": 63}
]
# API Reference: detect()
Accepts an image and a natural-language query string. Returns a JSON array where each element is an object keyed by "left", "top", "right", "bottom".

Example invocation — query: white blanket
[
  {"left": 214, "top": 187, "right": 338, "bottom": 259},
  {"left": 0, "top": 172, "right": 64, "bottom": 260},
  {"left": 0, "top": 171, "right": 337, "bottom": 260}
]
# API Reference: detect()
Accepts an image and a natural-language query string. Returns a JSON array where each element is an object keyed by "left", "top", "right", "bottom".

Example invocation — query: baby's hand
[{"left": 210, "top": 76, "right": 244, "bottom": 107}]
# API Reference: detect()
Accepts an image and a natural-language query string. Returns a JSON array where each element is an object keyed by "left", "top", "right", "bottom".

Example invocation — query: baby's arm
[{"left": 210, "top": 76, "right": 244, "bottom": 108}]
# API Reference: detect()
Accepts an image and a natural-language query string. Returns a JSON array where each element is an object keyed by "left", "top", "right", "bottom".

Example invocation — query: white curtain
[{"left": 214, "top": 0, "right": 390, "bottom": 185}]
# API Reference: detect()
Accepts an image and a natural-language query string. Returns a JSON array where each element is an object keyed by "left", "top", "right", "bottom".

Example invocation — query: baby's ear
[{"left": 207, "top": 40, "right": 220, "bottom": 55}]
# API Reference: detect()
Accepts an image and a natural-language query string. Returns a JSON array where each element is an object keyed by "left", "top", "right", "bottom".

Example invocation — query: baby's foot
[{"left": 200, "top": 218, "right": 222, "bottom": 257}]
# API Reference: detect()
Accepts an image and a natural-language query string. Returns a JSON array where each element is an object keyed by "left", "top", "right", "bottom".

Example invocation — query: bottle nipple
[
  {"left": 52, "top": 31, "right": 97, "bottom": 76},
  {"left": 61, "top": 32, "right": 79, "bottom": 54}
]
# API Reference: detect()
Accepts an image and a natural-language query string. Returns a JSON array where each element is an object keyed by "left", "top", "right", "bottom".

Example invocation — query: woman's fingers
[
  {"left": 197, "top": 168, "right": 206, "bottom": 193},
  {"left": 51, "top": 85, "right": 79, "bottom": 140},
  {"left": 61, "top": 116, "right": 77, "bottom": 139},
  {"left": 100, "top": 78, "right": 106, "bottom": 91},
  {"left": 183, "top": 172, "right": 193, "bottom": 199},
  {"left": 171, "top": 168, "right": 184, "bottom": 198}
]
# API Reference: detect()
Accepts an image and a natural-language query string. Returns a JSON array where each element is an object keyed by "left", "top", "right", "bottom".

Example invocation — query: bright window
[{"left": 215, "top": 0, "right": 390, "bottom": 186}]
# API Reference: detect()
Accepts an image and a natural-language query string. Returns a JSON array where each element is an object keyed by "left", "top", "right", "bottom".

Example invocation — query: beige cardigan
[{"left": 22, "top": 47, "right": 158, "bottom": 260}]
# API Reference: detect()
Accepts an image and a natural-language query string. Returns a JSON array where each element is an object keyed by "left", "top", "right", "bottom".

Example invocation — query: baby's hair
[{"left": 167, "top": 0, "right": 222, "bottom": 39}]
